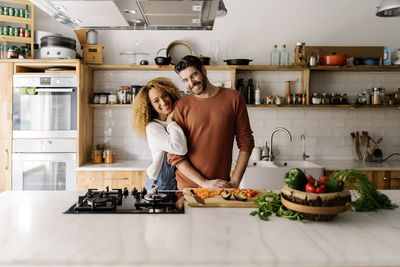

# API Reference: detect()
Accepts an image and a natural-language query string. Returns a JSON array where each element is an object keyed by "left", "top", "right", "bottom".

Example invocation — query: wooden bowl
[{"left": 280, "top": 184, "right": 352, "bottom": 221}]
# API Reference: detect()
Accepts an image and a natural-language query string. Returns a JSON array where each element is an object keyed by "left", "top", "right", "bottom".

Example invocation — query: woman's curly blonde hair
[{"left": 132, "top": 77, "right": 182, "bottom": 138}]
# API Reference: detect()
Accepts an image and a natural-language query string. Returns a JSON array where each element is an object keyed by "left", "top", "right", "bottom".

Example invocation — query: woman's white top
[{"left": 146, "top": 119, "right": 188, "bottom": 179}]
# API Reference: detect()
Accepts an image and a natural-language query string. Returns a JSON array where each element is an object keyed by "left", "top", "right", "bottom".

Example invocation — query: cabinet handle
[
  {"left": 90, "top": 177, "right": 129, "bottom": 181},
  {"left": 4, "top": 149, "right": 9, "bottom": 170},
  {"left": 384, "top": 177, "right": 400, "bottom": 181}
]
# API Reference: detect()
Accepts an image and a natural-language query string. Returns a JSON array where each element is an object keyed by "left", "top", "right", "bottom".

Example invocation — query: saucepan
[
  {"left": 154, "top": 48, "right": 171, "bottom": 65},
  {"left": 320, "top": 53, "right": 346, "bottom": 66},
  {"left": 223, "top": 59, "right": 253, "bottom": 65}
]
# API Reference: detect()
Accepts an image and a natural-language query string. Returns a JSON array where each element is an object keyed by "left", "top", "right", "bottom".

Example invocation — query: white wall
[
  {"left": 35, "top": 0, "right": 400, "bottom": 65},
  {"left": 34, "top": 0, "right": 400, "bottom": 162}
]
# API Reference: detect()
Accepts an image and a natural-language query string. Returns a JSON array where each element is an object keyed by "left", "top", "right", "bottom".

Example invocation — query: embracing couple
[{"left": 132, "top": 55, "right": 254, "bottom": 190}]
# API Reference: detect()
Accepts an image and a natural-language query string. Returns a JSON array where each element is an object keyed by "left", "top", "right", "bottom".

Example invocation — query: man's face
[{"left": 179, "top": 66, "right": 207, "bottom": 95}]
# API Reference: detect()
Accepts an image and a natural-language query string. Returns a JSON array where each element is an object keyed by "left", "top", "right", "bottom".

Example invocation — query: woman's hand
[
  {"left": 166, "top": 111, "right": 174, "bottom": 125},
  {"left": 200, "top": 179, "right": 231, "bottom": 188}
]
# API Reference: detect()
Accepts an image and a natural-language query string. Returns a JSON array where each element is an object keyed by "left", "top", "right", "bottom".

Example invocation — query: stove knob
[{"left": 123, "top": 187, "right": 129, "bottom": 197}]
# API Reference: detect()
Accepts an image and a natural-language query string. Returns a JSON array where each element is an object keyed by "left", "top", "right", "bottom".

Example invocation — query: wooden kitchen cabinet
[
  {"left": 324, "top": 170, "right": 400, "bottom": 190},
  {"left": 0, "top": 63, "right": 13, "bottom": 191},
  {"left": 76, "top": 171, "right": 146, "bottom": 191}
]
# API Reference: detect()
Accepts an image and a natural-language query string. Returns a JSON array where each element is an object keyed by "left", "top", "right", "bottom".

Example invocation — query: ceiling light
[
  {"left": 376, "top": 0, "right": 400, "bottom": 17},
  {"left": 123, "top": 9, "right": 136, "bottom": 14}
]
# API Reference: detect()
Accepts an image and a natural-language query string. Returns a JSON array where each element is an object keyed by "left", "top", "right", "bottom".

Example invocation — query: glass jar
[
  {"left": 302, "top": 93, "right": 307, "bottom": 105},
  {"left": 297, "top": 93, "right": 302, "bottom": 104},
  {"left": 93, "top": 93, "right": 100, "bottom": 104},
  {"left": 24, "top": 9, "right": 29, "bottom": 18},
  {"left": 265, "top": 95, "right": 273, "bottom": 104},
  {"left": 19, "top": 27, "right": 24, "bottom": 37},
  {"left": 99, "top": 93, "right": 109, "bottom": 104},
  {"left": 311, "top": 93, "right": 321, "bottom": 104},
  {"left": 274, "top": 95, "right": 282, "bottom": 105},
  {"left": 330, "top": 93, "right": 339, "bottom": 104},
  {"left": 340, "top": 93, "right": 348, "bottom": 104},
  {"left": 3, "top": 6, "right": 8, "bottom": 16},
  {"left": 294, "top": 42, "right": 305, "bottom": 64},
  {"left": 292, "top": 93, "right": 297, "bottom": 104},
  {"left": 19, "top": 8, "right": 24, "bottom": 17},
  {"left": 357, "top": 93, "right": 367, "bottom": 105},
  {"left": 372, "top": 87, "right": 383, "bottom": 105},
  {"left": 119, "top": 86, "right": 131, "bottom": 104},
  {"left": 108, "top": 94, "right": 117, "bottom": 104},
  {"left": 104, "top": 149, "right": 116, "bottom": 164},
  {"left": 91, "top": 149, "right": 103, "bottom": 164},
  {"left": 7, "top": 47, "right": 18, "bottom": 59},
  {"left": 286, "top": 93, "right": 292, "bottom": 104},
  {"left": 8, "top": 7, "right": 13, "bottom": 16},
  {"left": 0, "top": 7, "right": 3, "bottom": 16},
  {"left": 321, "top": 93, "right": 330, "bottom": 104},
  {"left": 24, "top": 28, "right": 30, "bottom": 38}
]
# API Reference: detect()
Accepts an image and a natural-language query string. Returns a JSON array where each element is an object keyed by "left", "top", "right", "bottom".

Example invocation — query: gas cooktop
[{"left": 64, "top": 187, "right": 184, "bottom": 214}]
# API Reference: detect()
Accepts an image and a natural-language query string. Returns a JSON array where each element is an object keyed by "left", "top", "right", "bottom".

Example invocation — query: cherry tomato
[
  {"left": 305, "top": 182, "right": 316, "bottom": 193},
  {"left": 316, "top": 184, "right": 327, "bottom": 194},
  {"left": 307, "top": 175, "right": 315, "bottom": 184},
  {"left": 319, "top": 176, "right": 330, "bottom": 184}
]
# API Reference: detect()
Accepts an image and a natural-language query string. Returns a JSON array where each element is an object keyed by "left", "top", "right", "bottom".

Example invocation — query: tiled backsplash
[{"left": 93, "top": 70, "right": 400, "bottom": 162}]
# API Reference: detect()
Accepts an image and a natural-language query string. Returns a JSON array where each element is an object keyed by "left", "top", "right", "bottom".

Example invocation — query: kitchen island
[{"left": 0, "top": 190, "right": 400, "bottom": 267}]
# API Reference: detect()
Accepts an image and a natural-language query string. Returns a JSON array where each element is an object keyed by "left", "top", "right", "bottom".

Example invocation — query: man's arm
[
  {"left": 177, "top": 160, "right": 231, "bottom": 188},
  {"left": 229, "top": 150, "right": 251, "bottom": 188}
]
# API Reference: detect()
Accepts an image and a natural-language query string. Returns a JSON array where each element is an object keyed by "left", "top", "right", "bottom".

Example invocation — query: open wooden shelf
[{"left": 0, "top": 14, "right": 32, "bottom": 24}]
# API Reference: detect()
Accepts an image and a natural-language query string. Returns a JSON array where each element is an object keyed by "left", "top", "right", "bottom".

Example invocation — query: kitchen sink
[{"left": 239, "top": 160, "right": 324, "bottom": 190}]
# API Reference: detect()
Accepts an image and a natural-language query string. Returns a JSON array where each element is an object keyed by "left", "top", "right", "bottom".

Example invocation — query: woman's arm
[{"left": 146, "top": 122, "right": 188, "bottom": 155}]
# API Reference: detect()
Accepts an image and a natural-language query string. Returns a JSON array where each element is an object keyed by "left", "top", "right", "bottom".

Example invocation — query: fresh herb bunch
[
  {"left": 250, "top": 191, "right": 303, "bottom": 221},
  {"left": 330, "top": 169, "right": 398, "bottom": 212}
]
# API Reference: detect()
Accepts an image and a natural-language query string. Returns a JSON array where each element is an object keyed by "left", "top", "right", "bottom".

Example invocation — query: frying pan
[{"left": 224, "top": 59, "right": 252, "bottom": 65}]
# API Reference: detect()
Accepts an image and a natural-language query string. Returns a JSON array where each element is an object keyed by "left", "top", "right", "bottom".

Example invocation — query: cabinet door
[
  {"left": 0, "top": 63, "right": 13, "bottom": 192},
  {"left": 386, "top": 171, "right": 400, "bottom": 190},
  {"left": 77, "top": 171, "right": 146, "bottom": 190}
]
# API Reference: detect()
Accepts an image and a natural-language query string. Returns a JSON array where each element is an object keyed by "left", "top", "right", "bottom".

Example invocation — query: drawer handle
[
  {"left": 384, "top": 177, "right": 400, "bottom": 181},
  {"left": 90, "top": 177, "right": 129, "bottom": 181},
  {"left": 4, "top": 149, "right": 9, "bottom": 170}
]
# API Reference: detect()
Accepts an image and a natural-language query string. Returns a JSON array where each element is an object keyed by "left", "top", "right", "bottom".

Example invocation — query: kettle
[{"left": 308, "top": 49, "right": 319, "bottom": 67}]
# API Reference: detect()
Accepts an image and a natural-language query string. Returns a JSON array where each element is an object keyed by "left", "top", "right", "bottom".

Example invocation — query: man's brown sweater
[{"left": 168, "top": 87, "right": 254, "bottom": 189}]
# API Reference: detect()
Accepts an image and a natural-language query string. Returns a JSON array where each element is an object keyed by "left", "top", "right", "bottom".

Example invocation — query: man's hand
[
  {"left": 166, "top": 111, "right": 174, "bottom": 125},
  {"left": 200, "top": 179, "right": 231, "bottom": 188}
]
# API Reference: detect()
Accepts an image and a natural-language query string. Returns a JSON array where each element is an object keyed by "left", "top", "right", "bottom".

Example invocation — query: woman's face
[{"left": 148, "top": 87, "right": 173, "bottom": 119}]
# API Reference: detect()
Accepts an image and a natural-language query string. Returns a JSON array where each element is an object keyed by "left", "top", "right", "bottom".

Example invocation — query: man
[{"left": 168, "top": 55, "right": 254, "bottom": 189}]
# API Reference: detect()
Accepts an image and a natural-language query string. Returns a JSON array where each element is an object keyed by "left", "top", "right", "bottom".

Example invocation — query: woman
[{"left": 132, "top": 77, "right": 187, "bottom": 190}]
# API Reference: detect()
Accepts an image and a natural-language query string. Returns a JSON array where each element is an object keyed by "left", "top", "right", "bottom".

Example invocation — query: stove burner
[
  {"left": 144, "top": 193, "right": 167, "bottom": 202},
  {"left": 64, "top": 186, "right": 184, "bottom": 214}
]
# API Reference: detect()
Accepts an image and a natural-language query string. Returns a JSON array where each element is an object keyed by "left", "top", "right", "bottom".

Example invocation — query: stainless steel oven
[
  {"left": 13, "top": 74, "right": 77, "bottom": 138},
  {"left": 12, "top": 139, "right": 76, "bottom": 191}
]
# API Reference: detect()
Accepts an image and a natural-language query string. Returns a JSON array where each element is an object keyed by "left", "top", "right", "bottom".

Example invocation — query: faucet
[
  {"left": 300, "top": 134, "right": 310, "bottom": 161},
  {"left": 269, "top": 127, "right": 292, "bottom": 161}
]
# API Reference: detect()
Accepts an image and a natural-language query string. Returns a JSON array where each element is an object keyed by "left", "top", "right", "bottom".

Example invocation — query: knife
[{"left": 190, "top": 189, "right": 206, "bottom": 205}]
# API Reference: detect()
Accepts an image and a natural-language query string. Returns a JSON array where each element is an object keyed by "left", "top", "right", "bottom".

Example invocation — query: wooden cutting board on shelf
[{"left": 183, "top": 188, "right": 267, "bottom": 208}]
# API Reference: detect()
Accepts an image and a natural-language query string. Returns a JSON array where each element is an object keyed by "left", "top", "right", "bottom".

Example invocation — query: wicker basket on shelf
[{"left": 280, "top": 184, "right": 352, "bottom": 221}]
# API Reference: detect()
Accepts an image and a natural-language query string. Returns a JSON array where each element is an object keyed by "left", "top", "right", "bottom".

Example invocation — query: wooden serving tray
[
  {"left": 281, "top": 196, "right": 351, "bottom": 215},
  {"left": 183, "top": 188, "right": 267, "bottom": 208}
]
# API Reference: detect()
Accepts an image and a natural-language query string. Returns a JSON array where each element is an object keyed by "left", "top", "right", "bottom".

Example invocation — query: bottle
[
  {"left": 247, "top": 79, "right": 255, "bottom": 104},
  {"left": 237, "top": 79, "right": 247, "bottom": 103},
  {"left": 280, "top": 44, "right": 289, "bottom": 66},
  {"left": 270, "top": 44, "right": 280, "bottom": 65},
  {"left": 255, "top": 83, "right": 261, "bottom": 105}
]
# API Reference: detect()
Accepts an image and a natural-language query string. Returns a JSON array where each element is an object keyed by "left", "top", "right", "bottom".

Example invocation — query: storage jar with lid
[
  {"left": 372, "top": 87, "right": 383, "bottom": 105},
  {"left": 99, "top": 93, "right": 109, "bottom": 104},
  {"left": 91, "top": 149, "right": 103, "bottom": 164},
  {"left": 339, "top": 93, "right": 348, "bottom": 104},
  {"left": 104, "top": 148, "right": 116, "bottom": 164},
  {"left": 108, "top": 94, "right": 117, "bottom": 104},
  {"left": 357, "top": 93, "right": 367, "bottom": 105},
  {"left": 330, "top": 93, "right": 339, "bottom": 104},
  {"left": 294, "top": 42, "right": 305, "bottom": 64}
]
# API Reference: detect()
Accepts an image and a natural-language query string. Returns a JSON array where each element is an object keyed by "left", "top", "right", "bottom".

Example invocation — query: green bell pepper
[{"left": 284, "top": 168, "right": 308, "bottom": 190}]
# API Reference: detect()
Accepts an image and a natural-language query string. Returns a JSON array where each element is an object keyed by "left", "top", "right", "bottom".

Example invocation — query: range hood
[{"left": 30, "top": 0, "right": 227, "bottom": 30}]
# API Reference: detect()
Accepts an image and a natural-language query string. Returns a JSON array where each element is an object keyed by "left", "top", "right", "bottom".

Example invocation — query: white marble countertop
[
  {"left": 75, "top": 159, "right": 400, "bottom": 172},
  {"left": 1, "top": 190, "right": 400, "bottom": 267},
  {"left": 314, "top": 160, "right": 400, "bottom": 171},
  {"left": 76, "top": 160, "right": 151, "bottom": 171}
]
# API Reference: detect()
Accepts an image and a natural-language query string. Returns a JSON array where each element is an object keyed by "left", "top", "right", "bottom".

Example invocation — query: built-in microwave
[{"left": 12, "top": 74, "right": 77, "bottom": 139}]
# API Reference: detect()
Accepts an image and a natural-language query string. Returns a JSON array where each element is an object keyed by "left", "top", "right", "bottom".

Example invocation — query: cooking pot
[
  {"left": 154, "top": 48, "right": 171, "bottom": 65},
  {"left": 320, "top": 53, "right": 346, "bottom": 66},
  {"left": 223, "top": 59, "right": 252, "bottom": 65}
]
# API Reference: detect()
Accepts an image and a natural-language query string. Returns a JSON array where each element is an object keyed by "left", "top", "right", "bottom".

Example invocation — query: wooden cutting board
[{"left": 183, "top": 188, "right": 267, "bottom": 208}]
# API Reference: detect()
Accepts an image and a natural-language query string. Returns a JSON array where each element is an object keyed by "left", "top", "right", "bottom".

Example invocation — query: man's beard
[{"left": 190, "top": 77, "right": 207, "bottom": 95}]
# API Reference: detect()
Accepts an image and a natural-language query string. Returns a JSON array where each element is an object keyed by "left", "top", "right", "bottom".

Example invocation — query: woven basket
[{"left": 280, "top": 184, "right": 352, "bottom": 221}]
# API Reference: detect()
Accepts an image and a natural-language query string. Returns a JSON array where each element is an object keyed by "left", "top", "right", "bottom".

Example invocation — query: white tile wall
[{"left": 93, "top": 71, "right": 400, "bottom": 162}]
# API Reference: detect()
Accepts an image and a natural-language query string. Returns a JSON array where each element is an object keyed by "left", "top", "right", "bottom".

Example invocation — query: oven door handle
[
  {"left": 90, "top": 177, "right": 129, "bottom": 181},
  {"left": 35, "top": 88, "right": 75, "bottom": 93}
]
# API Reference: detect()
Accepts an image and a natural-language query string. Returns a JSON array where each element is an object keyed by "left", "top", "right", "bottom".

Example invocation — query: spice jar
[
  {"left": 286, "top": 93, "right": 292, "bottom": 104},
  {"left": 91, "top": 149, "right": 103, "bottom": 164},
  {"left": 302, "top": 93, "right": 307, "bottom": 105},
  {"left": 7, "top": 47, "right": 18, "bottom": 59},
  {"left": 294, "top": 42, "right": 305, "bottom": 64},
  {"left": 274, "top": 95, "right": 282, "bottom": 105},
  {"left": 104, "top": 148, "right": 116, "bottom": 164},
  {"left": 330, "top": 93, "right": 339, "bottom": 104},
  {"left": 265, "top": 95, "right": 273, "bottom": 104},
  {"left": 311, "top": 93, "right": 321, "bottom": 104},
  {"left": 339, "top": 93, "right": 348, "bottom": 104},
  {"left": 357, "top": 93, "right": 367, "bottom": 105},
  {"left": 108, "top": 94, "right": 117, "bottom": 104},
  {"left": 321, "top": 93, "right": 330, "bottom": 104}
]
